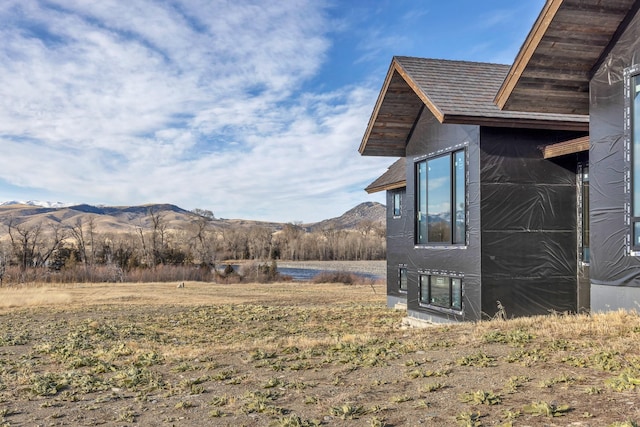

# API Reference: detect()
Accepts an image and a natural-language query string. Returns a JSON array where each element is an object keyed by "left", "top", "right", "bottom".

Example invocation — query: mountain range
[{"left": 0, "top": 201, "right": 385, "bottom": 235}]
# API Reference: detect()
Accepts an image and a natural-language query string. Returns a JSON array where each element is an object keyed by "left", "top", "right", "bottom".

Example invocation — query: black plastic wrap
[
  {"left": 588, "top": 7, "right": 640, "bottom": 310},
  {"left": 385, "top": 107, "right": 586, "bottom": 321},
  {"left": 402, "top": 111, "right": 482, "bottom": 322},
  {"left": 479, "top": 128, "right": 582, "bottom": 317}
]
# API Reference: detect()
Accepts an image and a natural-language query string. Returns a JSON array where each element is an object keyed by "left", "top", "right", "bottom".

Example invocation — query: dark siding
[
  {"left": 589, "top": 7, "right": 640, "bottom": 310},
  {"left": 386, "top": 188, "right": 407, "bottom": 299},
  {"left": 479, "top": 127, "right": 581, "bottom": 317},
  {"left": 404, "top": 109, "right": 482, "bottom": 321}
]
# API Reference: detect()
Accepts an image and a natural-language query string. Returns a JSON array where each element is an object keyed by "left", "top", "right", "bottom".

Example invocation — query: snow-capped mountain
[{"left": 0, "top": 200, "right": 73, "bottom": 208}]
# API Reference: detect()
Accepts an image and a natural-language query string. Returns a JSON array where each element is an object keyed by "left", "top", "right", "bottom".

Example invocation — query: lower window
[
  {"left": 419, "top": 274, "right": 462, "bottom": 311},
  {"left": 398, "top": 265, "right": 407, "bottom": 292}
]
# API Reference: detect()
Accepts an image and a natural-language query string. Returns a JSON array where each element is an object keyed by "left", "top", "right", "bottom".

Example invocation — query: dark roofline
[
  {"left": 495, "top": 0, "right": 637, "bottom": 114},
  {"left": 365, "top": 158, "right": 406, "bottom": 194},
  {"left": 360, "top": 56, "right": 588, "bottom": 157}
]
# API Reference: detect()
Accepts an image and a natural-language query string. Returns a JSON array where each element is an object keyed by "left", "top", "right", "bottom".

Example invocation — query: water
[
  {"left": 278, "top": 267, "right": 382, "bottom": 282},
  {"left": 219, "top": 265, "right": 383, "bottom": 282}
]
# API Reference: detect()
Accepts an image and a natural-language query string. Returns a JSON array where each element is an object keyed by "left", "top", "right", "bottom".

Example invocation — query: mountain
[
  {"left": 0, "top": 201, "right": 385, "bottom": 236},
  {"left": 306, "top": 202, "right": 385, "bottom": 231},
  {"left": 0, "top": 200, "right": 72, "bottom": 209}
]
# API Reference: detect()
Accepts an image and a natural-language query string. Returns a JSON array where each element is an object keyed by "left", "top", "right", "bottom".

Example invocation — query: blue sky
[{"left": 0, "top": 0, "right": 544, "bottom": 222}]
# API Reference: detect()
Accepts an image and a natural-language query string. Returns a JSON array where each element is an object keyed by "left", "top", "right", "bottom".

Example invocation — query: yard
[{"left": 0, "top": 281, "right": 639, "bottom": 426}]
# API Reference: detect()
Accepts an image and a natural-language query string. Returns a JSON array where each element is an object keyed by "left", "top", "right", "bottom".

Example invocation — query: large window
[
  {"left": 416, "top": 150, "right": 466, "bottom": 244},
  {"left": 633, "top": 73, "right": 640, "bottom": 250},
  {"left": 419, "top": 274, "right": 462, "bottom": 311}
]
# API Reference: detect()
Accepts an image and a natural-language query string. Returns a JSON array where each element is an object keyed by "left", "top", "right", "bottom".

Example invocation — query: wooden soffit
[
  {"left": 360, "top": 56, "right": 587, "bottom": 157},
  {"left": 543, "top": 135, "right": 589, "bottom": 158},
  {"left": 496, "top": 0, "right": 636, "bottom": 115},
  {"left": 359, "top": 63, "right": 425, "bottom": 157}
]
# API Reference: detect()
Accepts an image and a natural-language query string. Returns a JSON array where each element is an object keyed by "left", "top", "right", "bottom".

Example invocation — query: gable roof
[
  {"left": 365, "top": 158, "right": 406, "bottom": 194},
  {"left": 360, "top": 56, "right": 588, "bottom": 156},
  {"left": 495, "top": 0, "right": 637, "bottom": 114}
]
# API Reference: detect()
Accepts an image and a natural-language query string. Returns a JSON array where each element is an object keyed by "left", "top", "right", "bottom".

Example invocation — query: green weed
[
  {"left": 483, "top": 329, "right": 533, "bottom": 346},
  {"left": 457, "top": 352, "right": 497, "bottom": 367},
  {"left": 456, "top": 411, "right": 483, "bottom": 427},
  {"left": 505, "top": 348, "right": 547, "bottom": 366},
  {"left": 539, "top": 374, "right": 576, "bottom": 388},
  {"left": 30, "top": 372, "right": 67, "bottom": 396},
  {"left": 330, "top": 404, "right": 366, "bottom": 420},
  {"left": 522, "top": 401, "right": 570, "bottom": 417},
  {"left": 605, "top": 369, "right": 640, "bottom": 391},
  {"left": 269, "top": 414, "right": 320, "bottom": 427},
  {"left": 459, "top": 390, "right": 502, "bottom": 406},
  {"left": 503, "top": 375, "right": 529, "bottom": 393},
  {"left": 421, "top": 382, "right": 445, "bottom": 392}
]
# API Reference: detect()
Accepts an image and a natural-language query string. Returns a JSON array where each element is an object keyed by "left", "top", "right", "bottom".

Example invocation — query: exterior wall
[
  {"left": 479, "top": 127, "right": 583, "bottom": 318},
  {"left": 403, "top": 109, "right": 482, "bottom": 321},
  {"left": 589, "top": 7, "right": 640, "bottom": 311},
  {"left": 386, "top": 187, "right": 407, "bottom": 306}
]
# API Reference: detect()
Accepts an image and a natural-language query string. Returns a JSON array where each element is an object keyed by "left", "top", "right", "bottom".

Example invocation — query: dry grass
[{"left": 0, "top": 282, "right": 639, "bottom": 426}]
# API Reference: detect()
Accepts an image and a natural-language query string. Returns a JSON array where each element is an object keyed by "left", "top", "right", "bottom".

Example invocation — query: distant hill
[
  {"left": 306, "top": 202, "right": 385, "bottom": 231},
  {"left": 0, "top": 201, "right": 385, "bottom": 237}
]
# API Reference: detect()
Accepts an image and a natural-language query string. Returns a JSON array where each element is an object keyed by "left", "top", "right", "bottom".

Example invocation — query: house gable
[
  {"left": 360, "top": 57, "right": 588, "bottom": 157},
  {"left": 495, "top": 0, "right": 637, "bottom": 114}
]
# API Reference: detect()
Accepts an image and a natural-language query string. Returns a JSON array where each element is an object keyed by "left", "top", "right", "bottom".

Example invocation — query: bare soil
[{"left": 0, "top": 281, "right": 639, "bottom": 426}]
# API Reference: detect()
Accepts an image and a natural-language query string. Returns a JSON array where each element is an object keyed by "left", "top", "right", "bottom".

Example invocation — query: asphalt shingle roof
[
  {"left": 394, "top": 56, "right": 588, "bottom": 123},
  {"left": 365, "top": 158, "right": 406, "bottom": 194}
]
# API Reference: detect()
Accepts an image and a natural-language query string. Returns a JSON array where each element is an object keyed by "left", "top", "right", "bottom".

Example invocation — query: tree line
[{"left": 0, "top": 208, "right": 385, "bottom": 284}]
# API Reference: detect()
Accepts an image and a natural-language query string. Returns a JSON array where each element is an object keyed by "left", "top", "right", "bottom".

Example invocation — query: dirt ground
[{"left": 0, "top": 281, "right": 639, "bottom": 426}]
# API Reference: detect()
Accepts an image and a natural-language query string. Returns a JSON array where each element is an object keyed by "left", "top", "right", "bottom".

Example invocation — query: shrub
[{"left": 311, "top": 270, "right": 358, "bottom": 285}]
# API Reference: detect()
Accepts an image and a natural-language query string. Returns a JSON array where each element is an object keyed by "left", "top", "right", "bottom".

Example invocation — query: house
[
  {"left": 494, "top": 0, "right": 640, "bottom": 313},
  {"left": 360, "top": 56, "right": 588, "bottom": 322}
]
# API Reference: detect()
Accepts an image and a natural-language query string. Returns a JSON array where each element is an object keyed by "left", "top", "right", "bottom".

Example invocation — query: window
[
  {"left": 419, "top": 274, "right": 462, "bottom": 311},
  {"left": 393, "top": 191, "right": 402, "bottom": 217},
  {"left": 580, "top": 164, "right": 589, "bottom": 263},
  {"left": 625, "top": 67, "right": 640, "bottom": 252},
  {"left": 633, "top": 73, "right": 640, "bottom": 249},
  {"left": 416, "top": 150, "right": 466, "bottom": 244},
  {"left": 398, "top": 265, "right": 407, "bottom": 292}
]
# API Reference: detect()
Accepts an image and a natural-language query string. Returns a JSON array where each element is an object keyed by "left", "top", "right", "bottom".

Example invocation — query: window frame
[
  {"left": 578, "top": 163, "right": 589, "bottom": 264},
  {"left": 415, "top": 148, "right": 467, "bottom": 246},
  {"left": 624, "top": 65, "right": 640, "bottom": 255},
  {"left": 418, "top": 271, "right": 463, "bottom": 312},
  {"left": 398, "top": 264, "right": 407, "bottom": 293},
  {"left": 392, "top": 190, "right": 402, "bottom": 218}
]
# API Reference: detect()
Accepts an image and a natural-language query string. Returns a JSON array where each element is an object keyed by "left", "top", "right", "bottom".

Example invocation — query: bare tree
[
  {"left": 7, "top": 218, "right": 41, "bottom": 271},
  {"left": 149, "top": 207, "right": 168, "bottom": 265},
  {"left": 34, "top": 222, "right": 68, "bottom": 267},
  {"left": 188, "top": 212, "right": 217, "bottom": 266},
  {"left": 0, "top": 249, "right": 6, "bottom": 286}
]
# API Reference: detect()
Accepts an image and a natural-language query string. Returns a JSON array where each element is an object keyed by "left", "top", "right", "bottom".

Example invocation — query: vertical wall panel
[{"left": 589, "top": 7, "right": 640, "bottom": 310}]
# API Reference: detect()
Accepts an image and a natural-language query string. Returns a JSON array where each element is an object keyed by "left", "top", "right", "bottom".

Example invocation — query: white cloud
[{"left": 0, "top": 0, "right": 390, "bottom": 222}]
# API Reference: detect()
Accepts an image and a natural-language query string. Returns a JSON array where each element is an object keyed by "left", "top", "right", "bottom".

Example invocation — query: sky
[{"left": 0, "top": 0, "right": 545, "bottom": 223}]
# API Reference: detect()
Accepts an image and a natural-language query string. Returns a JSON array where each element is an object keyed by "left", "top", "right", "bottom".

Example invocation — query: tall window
[
  {"left": 633, "top": 74, "right": 640, "bottom": 249},
  {"left": 398, "top": 265, "right": 407, "bottom": 292},
  {"left": 580, "top": 165, "right": 590, "bottom": 263},
  {"left": 393, "top": 191, "right": 402, "bottom": 217},
  {"left": 419, "top": 274, "right": 462, "bottom": 311},
  {"left": 416, "top": 149, "right": 466, "bottom": 244}
]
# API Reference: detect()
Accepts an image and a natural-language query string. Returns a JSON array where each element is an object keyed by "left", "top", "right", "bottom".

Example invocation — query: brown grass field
[{"left": 0, "top": 281, "right": 639, "bottom": 426}]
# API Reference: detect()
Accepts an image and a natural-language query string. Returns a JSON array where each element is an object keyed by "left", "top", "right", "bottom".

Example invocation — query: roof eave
[
  {"left": 365, "top": 181, "right": 407, "bottom": 194},
  {"left": 359, "top": 58, "right": 444, "bottom": 157},
  {"left": 494, "top": 0, "right": 564, "bottom": 110},
  {"left": 442, "top": 114, "right": 589, "bottom": 132}
]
